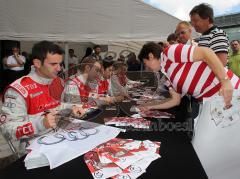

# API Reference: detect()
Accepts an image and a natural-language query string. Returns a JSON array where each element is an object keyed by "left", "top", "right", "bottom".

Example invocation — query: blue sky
[{"left": 143, "top": 0, "right": 240, "bottom": 20}]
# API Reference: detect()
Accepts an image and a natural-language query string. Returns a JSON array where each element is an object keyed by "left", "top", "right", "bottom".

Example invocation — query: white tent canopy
[{"left": 0, "top": 0, "right": 180, "bottom": 42}]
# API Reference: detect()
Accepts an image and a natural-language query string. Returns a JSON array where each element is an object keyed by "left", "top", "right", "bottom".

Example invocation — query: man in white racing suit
[{"left": 0, "top": 41, "right": 84, "bottom": 155}]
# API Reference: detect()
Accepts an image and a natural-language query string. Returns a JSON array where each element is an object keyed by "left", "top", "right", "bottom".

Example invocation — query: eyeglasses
[{"left": 175, "top": 29, "right": 189, "bottom": 36}]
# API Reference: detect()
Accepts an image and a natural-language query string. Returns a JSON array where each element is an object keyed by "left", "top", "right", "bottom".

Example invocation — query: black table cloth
[{"left": 1, "top": 99, "right": 207, "bottom": 179}]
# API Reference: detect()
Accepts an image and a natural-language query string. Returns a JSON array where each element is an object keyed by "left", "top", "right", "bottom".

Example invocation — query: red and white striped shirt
[{"left": 161, "top": 44, "right": 240, "bottom": 101}]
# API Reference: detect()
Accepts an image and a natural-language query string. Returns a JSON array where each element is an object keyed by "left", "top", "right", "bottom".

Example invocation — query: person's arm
[
  {"left": 109, "top": 75, "right": 128, "bottom": 97},
  {"left": 3, "top": 57, "right": 8, "bottom": 66},
  {"left": 61, "top": 80, "right": 81, "bottom": 105},
  {"left": 5, "top": 63, "right": 21, "bottom": 68},
  {"left": 14, "top": 54, "right": 25, "bottom": 66},
  {"left": 193, "top": 46, "right": 233, "bottom": 107},
  {"left": 112, "top": 95, "right": 124, "bottom": 102},
  {"left": 138, "top": 88, "right": 181, "bottom": 111},
  {"left": 6, "top": 56, "right": 23, "bottom": 68},
  {"left": 60, "top": 81, "right": 91, "bottom": 115},
  {"left": 216, "top": 52, "right": 228, "bottom": 67},
  {"left": 0, "top": 89, "right": 49, "bottom": 141},
  {"left": 98, "top": 95, "right": 124, "bottom": 105},
  {"left": 166, "top": 44, "right": 233, "bottom": 106}
]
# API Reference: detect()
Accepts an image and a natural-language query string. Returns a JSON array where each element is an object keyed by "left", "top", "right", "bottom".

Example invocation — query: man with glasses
[{"left": 175, "top": 21, "right": 198, "bottom": 46}]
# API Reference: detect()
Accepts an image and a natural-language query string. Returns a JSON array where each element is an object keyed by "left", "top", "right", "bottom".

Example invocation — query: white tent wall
[
  {"left": 105, "top": 42, "right": 145, "bottom": 60},
  {"left": 20, "top": 41, "right": 37, "bottom": 54},
  {"left": 0, "top": 0, "right": 180, "bottom": 42}
]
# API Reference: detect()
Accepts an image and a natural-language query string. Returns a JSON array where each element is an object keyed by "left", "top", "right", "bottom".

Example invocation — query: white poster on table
[
  {"left": 192, "top": 91, "right": 240, "bottom": 179},
  {"left": 27, "top": 119, "right": 123, "bottom": 169}
]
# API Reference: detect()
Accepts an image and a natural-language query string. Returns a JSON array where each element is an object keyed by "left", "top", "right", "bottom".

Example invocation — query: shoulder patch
[{"left": 9, "top": 77, "right": 28, "bottom": 98}]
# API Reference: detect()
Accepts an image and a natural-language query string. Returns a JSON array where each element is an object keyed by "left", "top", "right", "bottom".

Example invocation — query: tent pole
[{"left": 64, "top": 42, "right": 69, "bottom": 78}]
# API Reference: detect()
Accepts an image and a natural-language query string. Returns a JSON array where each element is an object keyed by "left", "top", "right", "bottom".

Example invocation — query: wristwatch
[{"left": 220, "top": 76, "right": 229, "bottom": 82}]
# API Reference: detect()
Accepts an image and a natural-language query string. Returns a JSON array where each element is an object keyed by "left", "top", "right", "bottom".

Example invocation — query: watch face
[{"left": 0, "top": 114, "right": 7, "bottom": 124}]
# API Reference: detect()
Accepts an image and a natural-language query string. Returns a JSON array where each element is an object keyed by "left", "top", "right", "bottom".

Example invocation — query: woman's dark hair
[
  {"left": 85, "top": 47, "right": 93, "bottom": 57},
  {"left": 190, "top": 3, "right": 214, "bottom": 23},
  {"left": 127, "top": 53, "right": 139, "bottom": 65},
  {"left": 80, "top": 47, "right": 93, "bottom": 64},
  {"left": 167, "top": 33, "right": 178, "bottom": 44},
  {"left": 31, "top": 41, "right": 64, "bottom": 63},
  {"left": 138, "top": 42, "right": 162, "bottom": 62},
  {"left": 102, "top": 58, "right": 114, "bottom": 70}
]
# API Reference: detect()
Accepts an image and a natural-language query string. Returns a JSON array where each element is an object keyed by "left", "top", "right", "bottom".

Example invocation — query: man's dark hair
[
  {"left": 12, "top": 46, "right": 19, "bottom": 50},
  {"left": 93, "top": 45, "right": 101, "bottom": 49},
  {"left": 158, "top": 41, "right": 164, "bottom": 47},
  {"left": 231, "top": 40, "right": 240, "bottom": 44},
  {"left": 158, "top": 42, "right": 164, "bottom": 51},
  {"left": 112, "top": 62, "right": 126, "bottom": 71},
  {"left": 69, "top": 49, "right": 74, "bottom": 53},
  {"left": 102, "top": 58, "right": 114, "bottom": 70},
  {"left": 190, "top": 3, "right": 214, "bottom": 23},
  {"left": 138, "top": 42, "right": 162, "bottom": 62},
  {"left": 167, "top": 33, "right": 178, "bottom": 43},
  {"left": 31, "top": 41, "right": 64, "bottom": 63}
]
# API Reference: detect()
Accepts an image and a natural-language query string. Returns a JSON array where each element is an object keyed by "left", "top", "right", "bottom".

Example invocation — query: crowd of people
[
  {"left": 0, "top": 3, "right": 240, "bottom": 156},
  {"left": 149, "top": 4, "right": 239, "bottom": 114},
  {"left": 0, "top": 40, "right": 141, "bottom": 154}
]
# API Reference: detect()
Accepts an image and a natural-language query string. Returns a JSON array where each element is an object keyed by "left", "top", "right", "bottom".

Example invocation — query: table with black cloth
[{"left": 1, "top": 99, "right": 208, "bottom": 179}]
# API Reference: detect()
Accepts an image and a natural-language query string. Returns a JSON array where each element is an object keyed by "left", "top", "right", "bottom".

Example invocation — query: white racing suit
[
  {"left": 62, "top": 73, "right": 129, "bottom": 107},
  {"left": 62, "top": 74, "right": 108, "bottom": 108},
  {"left": 109, "top": 74, "right": 128, "bottom": 97},
  {"left": 0, "top": 71, "right": 72, "bottom": 154}
]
